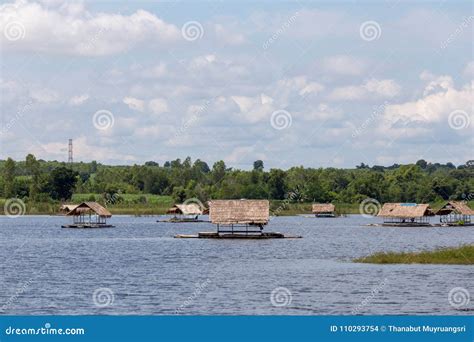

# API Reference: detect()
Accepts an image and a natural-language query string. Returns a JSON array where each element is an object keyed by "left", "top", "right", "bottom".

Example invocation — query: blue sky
[{"left": 0, "top": 0, "right": 472, "bottom": 169}]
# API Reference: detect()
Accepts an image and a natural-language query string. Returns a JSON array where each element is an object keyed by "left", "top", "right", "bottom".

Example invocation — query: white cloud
[
  {"left": 463, "top": 61, "right": 474, "bottom": 77},
  {"left": 69, "top": 94, "right": 89, "bottom": 106},
  {"left": 231, "top": 95, "right": 273, "bottom": 123},
  {"left": 225, "top": 146, "right": 265, "bottom": 164},
  {"left": 149, "top": 98, "right": 169, "bottom": 115},
  {"left": 302, "top": 103, "right": 343, "bottom": 121},
  {"left": 383, "top": 78, "right": 472, "bottom": 124},
  {"left": 422, "top": 75, "right": 454, "bottom": 96},
  {"left": 214, "top": 23, "right": 245, "bottom": 45},
  {"left": 321, "top": 55, "right": 367, "bottom": 76},
  {"left": 38, "top": 136, "right": 138, "bottom": 162},
  {"left": 0, "top": 0, "right": 180, "bottom": 56},
  {"left": 328, "top": 79, "right": 400, "bottom": 101},
  {"left": 29, "top": 88, "right": 59, "bottom": 103},
  {"left": 123, "top": 97, "right": 145, "bottom": 112},
  {"left": 135, "top": 62, "right": 167, "bottom": 79}
]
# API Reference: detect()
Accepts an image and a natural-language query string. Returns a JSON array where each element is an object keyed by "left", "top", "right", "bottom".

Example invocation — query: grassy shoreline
[
  {"left": 354, "top": 245, "right": 474, "bottom": 265},
  {"left": 1, "top": 196, "right": 472, "bottom": 216}
]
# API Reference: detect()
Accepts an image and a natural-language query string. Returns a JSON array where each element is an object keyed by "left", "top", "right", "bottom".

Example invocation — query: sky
[{"left": 0, "top": 0, "right": 473, "bottom": 169}]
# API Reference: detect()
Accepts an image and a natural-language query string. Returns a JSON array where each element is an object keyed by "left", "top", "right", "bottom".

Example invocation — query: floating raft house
[
  {"left": 62, "top": 202, "right": 114, "bottom": 228},
  {"left": 164, "top": 203, "right": 206, "bottom": 222},
  {"left": 377, "top": 203, "right": 434, "bottom": 226},
  {"left": 435, "top": 201, "right": 474, "bottom": 226},
  {"left": 312, "top": 203, "right": 336, "bottom": 217},
  {"left": 175, "top": 199, "right": 301, "bottom": 239}
]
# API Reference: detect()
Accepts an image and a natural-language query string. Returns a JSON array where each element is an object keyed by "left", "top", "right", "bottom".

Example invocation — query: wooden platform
[
  {"left": 61, "top": 224, "right": 115, "bottom": 228},
  {"left": 174, "top": 231, "right": 302, "bottom": 239}
]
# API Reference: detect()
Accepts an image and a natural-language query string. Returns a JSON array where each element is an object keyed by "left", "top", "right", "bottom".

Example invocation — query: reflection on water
[{"left": 0, "top": 215, "right": 472, "bottom": 315}]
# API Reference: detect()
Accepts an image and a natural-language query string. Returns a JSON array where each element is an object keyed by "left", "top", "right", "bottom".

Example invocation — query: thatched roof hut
[
  {"left": 209, "top": 199, "right": 269, "bottom": 225},
  {"left": 436, "top": 201, "right": 473, "bottom": 225},
  {"left": 435, "top": 201, "right": 474, "bottom": 216},
  {"left": 167, "top": 203, "right": 203, "bottom": 216},
  {"left": 62, "top": 202, "right": 113, "bottom": 228},
  {"left": 67, "top": 202, "right": 112, "bottom": 217},
  {"left": 312, "top": 203, "right": 335, "bottom": 214},
  {"left": 59, "top": 204, "right": 78, "bottom": 214},
  {"left": 377, "top": 203, "right": 434, "bottom": 218}
]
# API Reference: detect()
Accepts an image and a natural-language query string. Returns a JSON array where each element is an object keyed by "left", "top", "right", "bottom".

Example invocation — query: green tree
[
  {"left": 253, "top": 160, "right": 264, "bottom": 171},
  {"left": 25, "top": 154, "right": 41, "bottom": 201},
  {"left": 47, "top": 166, "right": 78, "bottom": 200},
  {"left": 3, "top": 157, "right": 16, "bottom": 198},
  {"left": 212, "top": 160, "right": 226, "bottom": 183},
  {"left": 172, "top": 186, "right": 187, "bottom": 203},
  {"left": 268, "top": 169, "right": 287, "bottom": 200}
]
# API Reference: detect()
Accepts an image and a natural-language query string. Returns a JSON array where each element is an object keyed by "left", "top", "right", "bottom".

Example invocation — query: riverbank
[
  {"left": 354, "top": 245, "right": 474, "bottom": 265},
  {"left": 1, "top": 196, "right": 472, "bottom": 216}
]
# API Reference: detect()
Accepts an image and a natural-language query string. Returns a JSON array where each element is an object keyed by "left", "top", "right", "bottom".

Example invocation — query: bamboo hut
[
  {"left": 62, "top": 202, "right": 113, "bottom": 228},
  {"left": 59, "top": 204, "right": 78, "bottom": 215},
  {"left": 377, "top": 203, "right": 434, "bottom": 226},
  {"left": 436, "top": 201, "right": 474, "bottom": 226},
  {"left": 175, "top": 199, "right": 301, "bottom": 239},
  {"left": 209, "top": 199, "right": 269, "bottom": 234},
  {"left": 166, "top": 203, "right": 204, "bottom": 222},
  {"left": 312, "top": 203, "right": 336, "bottom": 217}
]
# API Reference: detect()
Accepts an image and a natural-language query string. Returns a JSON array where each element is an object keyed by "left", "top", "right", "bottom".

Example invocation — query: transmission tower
[{"left": 68, "top": 139, "right": 73, "bottom": 164}]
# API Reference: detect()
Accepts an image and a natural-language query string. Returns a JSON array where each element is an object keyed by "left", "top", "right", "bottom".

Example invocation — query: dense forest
[{"left": 0, "top": 155, "right": 473, "bottom": 208}]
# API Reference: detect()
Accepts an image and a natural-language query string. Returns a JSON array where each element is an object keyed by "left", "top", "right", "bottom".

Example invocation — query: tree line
[{"left": 0, "top": 155, "right": 473, "bottom": 205}]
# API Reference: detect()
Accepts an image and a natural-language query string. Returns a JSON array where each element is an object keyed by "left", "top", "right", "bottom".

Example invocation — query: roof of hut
[
  {"left": 166, "top": 203, "right": 203, "bottom": 215},
  {"left": 436, "top": 201, "right": 474, "bottom": 216},
  {"left": 312, "top": 203, "right": 335, "bottom": 213},
  {"left": 60, "top": 204, "right": 78, "bottom": 212},
  {"left": 209, "top": 199, "right": 269, "bottom": 225},
  {"left": 66, "top": 202, "right": 112, "bottom": 217},
  {"left": 377, "top": 203, "right": 434, "bottom": 218}
]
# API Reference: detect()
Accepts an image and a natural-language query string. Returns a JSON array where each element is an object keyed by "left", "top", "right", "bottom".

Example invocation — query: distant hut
[
  {"left": 166, "top": 203, "right": 203, "bottom": 222},
  {"left": 62, "top": 202, "right": 113, "bottom": 228},
  {"left": 377, "top": 203, "right": 434, "bottom": 226},
  {"left": 312, "top": 203, "right": 335, "bottom": 217},
  {"left": 209, "top": 199, "right": 269, "bottom": 234},
  {"left": 59, "top": 204, "right": 78, "bottom": 215},
  {"left": 436, "top": 201, "right": 474, "bottom": 226}
]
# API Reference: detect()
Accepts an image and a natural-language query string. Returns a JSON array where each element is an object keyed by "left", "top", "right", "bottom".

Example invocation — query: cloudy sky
[{"left": 0, "top": 0, "right": 472, "bottom": 169}]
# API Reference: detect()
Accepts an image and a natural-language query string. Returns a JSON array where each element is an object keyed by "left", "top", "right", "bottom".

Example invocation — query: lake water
[{"left": 0, "top": 215, "right": 472, "bottom": 315}]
